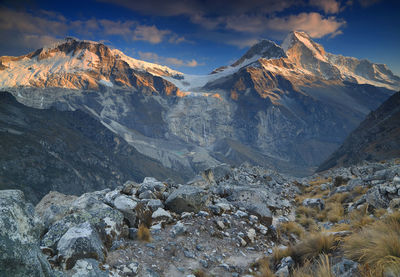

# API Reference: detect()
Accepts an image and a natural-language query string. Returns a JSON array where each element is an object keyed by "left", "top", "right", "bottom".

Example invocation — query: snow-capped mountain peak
[
  {"left": 0, "top": 38, "right": 183, "bottom": 90},
  {"left": 231, "top": 39, "right": 287, "bottom": 67}
]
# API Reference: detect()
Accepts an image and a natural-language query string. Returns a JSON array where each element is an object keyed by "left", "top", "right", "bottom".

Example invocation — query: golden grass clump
[
  {"left": 343, "top": 212, "right": 400, "bottom": 276},
  {"left": 271, "top": 247, "right": 292, "bottom": 265},
  {"left": 296, "top": 215, "right": 318, "bottom": 232},
  {"left": 327, "top": 192, "right": 350, "bottom": 204},
  {"left": 254, "top": 257, "right": 275, "bottom": 277},
  {"left": 326, "top": 202, "right": 345, "bottom": 223},
  {"left": 309, "top": 177, "right": 332, "bottom": 186},
  {"left": 193, "top": 269, "right": 208, "bottom": 277},
  {"left": 291, "top": 254, "right": 334, "bottom": 277},
  {"left": 278, "top": 221, "right": 305, "bottom": 238},
  {"left": 290, "top": 233, "right": 335, "bottom": 264},
  {"left": 296, "top": 206, "right": 318, "bottom": 218},
  {"left": 138, "top": 223, "right": 152, "bottom": 242},
  {"left": 348, "top": 205, "right": 375, "bottom": 229}
]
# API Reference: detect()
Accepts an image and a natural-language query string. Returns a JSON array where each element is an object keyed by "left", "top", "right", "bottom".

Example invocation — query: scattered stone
[
  {"left": 197, "top": 210, "right": 209, "bottom": 217},
  {"left": 183, "top": 250, "right": 196, "bottom": 259},
  {"left": 332, "top": 258, "right": 359, "bottom": 277},
  {"left": 165, "top": 185, "right": 210, "bottom": 213},
  {"left": 66, "top": 258, "right": 108, "bottom": 277},
  {"left": 171, "top": 221, "right": 187, "bottom": 237},
  {"left": 246, "top": 228, "right": 256, "bottom": 244},
  {"left": 234, "top": 210, "right": 248, "bottom": 218},
  {"left": 152, "top": 208, "right": 172, "bottom": 221},
  {"left": 208, "top": 204, "right": 222, "bottom": 215},
  {"left": 139, "top": 190, "right": 157, "bottom": 200},
  {"left": 302, "top": 198, "right": 325, "bottom": 210},
  {"left": 147, "top": 199, "right": 164, "bottom": 212},
  {"left": 122, "top": 180, "right": 139, "bottom": 195}
]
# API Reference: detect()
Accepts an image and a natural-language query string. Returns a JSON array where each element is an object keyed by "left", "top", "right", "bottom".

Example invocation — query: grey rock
[
  {"left": 170, "top": 221, "right": 187, "bottom": 237},
  {"left": 138, "top": 177, "right": 166, "bottom": 194},
  {"left": 152, "top": 208, "right": 172, "bottom": 220},
  {"left": 35, "top": 191, "right": 78, "bottom": 230},
  {"left": 41, "top": 194, "right": 125, "bottom": 250},
  {"left": 129, "top": 228, "right": 138, "bottom": 240},
  {"left": 276, "top": 256, "right": 294, "bottom": 277},
  {"left": 57, "top": 222, "right": 105, "bottom": 270},
  {"left": 122, "top": 180, "right": 139, "bottom": 195},
  {"left": 332, "top": 258, "right": 359, "bottom": 277},
  {"left": 138, "top": 190, "right": 157, "bottom": 200},
  {"left": 208, "top": 204, "right": 222, "bottom": 215},
  {"left": 66, "top": 258, "right": 108, "bottom": 277},
  {"left": 183, "top": 250, "right": 196, "bottom": 259},
  {"left": 202, "top": 164, "right": 233, "bottom": 185},
  {"left": 147, "top": 199, "right": 164, "bottom": 212},
  {"left": 302, "top": 198, "right": 325, "bottom": 210},
  {"left": 113, "top": 195, "right": 137, "bottom": 227},
  {"left": 165, "top": 185, "right": 210, "bottom": 213},
  {"left": 0, "top": 190, "right": 53, "bottom": 277}
]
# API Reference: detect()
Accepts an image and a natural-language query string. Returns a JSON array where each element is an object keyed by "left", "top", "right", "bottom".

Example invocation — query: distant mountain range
[
  {"left": 318, "top": 91, "right": 400, "bottom": 171},
  {"left": 0, "top": 31, "right": 399, "bottom": 183}
]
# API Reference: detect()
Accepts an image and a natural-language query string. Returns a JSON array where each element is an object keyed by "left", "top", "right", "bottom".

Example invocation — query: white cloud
[
  {"left": 138, "top": 51, "right": 202, "bottom": 67},
  {"left": 266, "top": 12, "right": 345, "bottom": 38},
  {"left": 132, "top": 25, "right": 171, "bottom": 44},
  {"left": 309, "top": 0, "right": 340, "bottom": 13}
]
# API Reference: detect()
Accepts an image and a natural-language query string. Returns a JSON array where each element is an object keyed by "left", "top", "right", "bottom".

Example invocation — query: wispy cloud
[
  {"left": 309, "top": 0, "right": 340, "bottom": 14},
  {"left": 266, "top": 12, "right": 346, "bottom": 38},
  {"left": 138, "top": 51, "right": 203, "bottom": 67},
  {"left": 0, "top": 8, "right": 187, "bottom": 55}
]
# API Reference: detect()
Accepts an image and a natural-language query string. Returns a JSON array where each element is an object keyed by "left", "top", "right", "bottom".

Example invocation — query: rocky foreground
[{"left": 1, "top": 160, "right": 400, "bottom": 277}]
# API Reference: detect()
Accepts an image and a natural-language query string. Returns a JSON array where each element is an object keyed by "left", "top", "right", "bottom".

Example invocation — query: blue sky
[{"left": 0, "top": 0, "right": 399, "bottom": 75}]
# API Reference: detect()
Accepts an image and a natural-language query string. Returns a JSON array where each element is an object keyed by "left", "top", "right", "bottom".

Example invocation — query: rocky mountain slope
[
  {"left": 1, "top": 160, "right": 399, "bottom": 276},
  {"left": 0, "top": 91, "right": 183, "bottom": 203},
  {"left": 0, "top": 33, "right": 399, "bottom": 179},
  {"left": 318, "top": 91, "right": 400, "bottom": 171}
]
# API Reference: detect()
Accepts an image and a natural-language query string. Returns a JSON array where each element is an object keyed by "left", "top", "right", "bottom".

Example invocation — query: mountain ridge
[{"left": 0, "top": 32, "right": 398, "bottom": 179}]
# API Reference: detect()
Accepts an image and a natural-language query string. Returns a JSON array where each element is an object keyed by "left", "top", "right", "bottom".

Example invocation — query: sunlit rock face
[{"left": 0, "top": 35, "right": 399, "bottom": 178}]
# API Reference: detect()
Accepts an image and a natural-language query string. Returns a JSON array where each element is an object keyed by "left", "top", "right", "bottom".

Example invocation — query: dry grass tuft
[
  {"left": 296, "top": 206, "right": 318, "bottom": 218},
  {"left": 291, "top": 254, "right": 333, "bottom": 277},
  {"left": 278, "top": 221, "right": 305, "bottom": 238},
  {"left": 290, "top": 233, "right": 335, "bottom": 264},
  {"left": 344, "top": 212, "right": 400, "bottom": 276},
  {"left": 348, "top": 206, "right": 375, "bottom": 229},
  {"left": 309, "top": 177, "right": 332, "bottom": 186},
  {"left": 271, "top": 247, "right": 291, "bottom": 265},
  {"left": 326, "top": 202, "right": 345, "bottom": 223},
  {"left": 255, "top": 257, "right": 275, "bottom": 277},
  {"left": 193, "top": 269, "right": 208, "bottom": 277},
  {"left": 138, "top": 223, "right": 151, "bottom": 242},
  {"left": 327, "top": 192, "right": 350, "bottom": 204},
  {"left": 296, "top": 215, "right": 318, "bottom": 232}
]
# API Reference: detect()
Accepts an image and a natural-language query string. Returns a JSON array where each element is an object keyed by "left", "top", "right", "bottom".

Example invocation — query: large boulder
[
  {"left": 202, "top": 164, "right": 233, "bottom": 185},
  {"left": 113, "top": 195, "right": 137, "bottom": 227},
  {"left": 35, "top": 191, "right": 78, "bottom": 230},
  {"left": 0, "top": 190, "right": 53, "bottom": 277},
  {"left": 57, "top": 222, "right": 105, "bottom": 270},
  {"left": 165, "top": 185, "right": 210, "bottom": 213},
  {"left": 137, "top": 177, "right": 166, "bottom": 195},
  {"left": 41, "top": 193, "right": 125, "bottom": 250}
]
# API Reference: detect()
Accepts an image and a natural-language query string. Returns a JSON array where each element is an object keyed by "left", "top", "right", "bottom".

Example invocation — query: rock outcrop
[{"left": 0, "top": 190, "right": 53, "bottom": 277}]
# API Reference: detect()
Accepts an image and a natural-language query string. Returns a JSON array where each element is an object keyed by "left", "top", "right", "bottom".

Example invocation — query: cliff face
[
  {"left": 0, "top": 92, "right": 183, "bottom": 203},
  {"left": 318, "top": 91, "right": 400, "bottom": 171}
]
